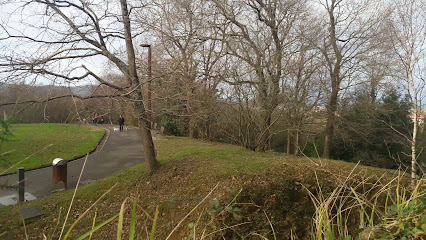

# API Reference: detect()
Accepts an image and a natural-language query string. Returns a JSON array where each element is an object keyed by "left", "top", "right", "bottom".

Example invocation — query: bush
[
  {"left": 160, "top": 115, "right": 182, "bottom": 136},
  {"left": 0, "top": 119, "right": 12, "bottom": 151},
  {"left": 303, "top": 134, "right": 325, "bottom": 158}
]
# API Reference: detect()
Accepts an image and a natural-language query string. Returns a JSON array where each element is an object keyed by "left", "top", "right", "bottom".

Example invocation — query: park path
[{"left": 0, "top": 125, "right": 144, "bottom": 205}]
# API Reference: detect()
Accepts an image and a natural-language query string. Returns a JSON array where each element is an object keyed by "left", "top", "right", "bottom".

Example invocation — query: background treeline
[{"left": 1, "top": 0, "right": 425, "bottom": 173}]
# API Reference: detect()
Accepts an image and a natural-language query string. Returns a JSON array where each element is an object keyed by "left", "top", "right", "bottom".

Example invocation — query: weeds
[
  {"left": 43, "top": 170, "right": 424, "bottom": 239},
  {"left": 306, "top": 167, "right": 425, "bottom": 240},
  {"left": 17, "top": 169, "right": 424, "bottom": 240}
]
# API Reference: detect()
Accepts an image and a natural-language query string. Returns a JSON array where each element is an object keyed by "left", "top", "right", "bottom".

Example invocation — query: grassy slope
[
  {"left": 0, "top": 124, "right": 105, "bottom": 174},
  {"left": 0, "top": 137, "right": 398, "bottom": 239}
]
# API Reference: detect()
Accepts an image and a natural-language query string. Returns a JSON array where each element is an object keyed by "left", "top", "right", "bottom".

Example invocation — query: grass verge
[{"left": 0, "top": 123, "right": 105, "bottom": 175}]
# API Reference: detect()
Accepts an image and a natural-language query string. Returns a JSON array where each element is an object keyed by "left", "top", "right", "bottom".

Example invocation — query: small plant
[
  {"left": 0, "top": 118, "right": 13, "bottom": 192},
  {"left": 372, "top": 179, "right": 426, "bottom": 239},
  {"left": 210, "top": 199, "right": 243, "bottom": 221},
  {"left": 0, "top": 118, "right": 12, "bottom": 155}
]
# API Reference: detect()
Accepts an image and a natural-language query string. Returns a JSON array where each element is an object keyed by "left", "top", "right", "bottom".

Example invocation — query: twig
[
  {"left": 165, "top": 182, "right": 220, "bottom": 240},
  {"left": 203, "top": 222, "right": 252, "bottom": 238},
  {"left": 22, "top": 218, "right": 29, "bottom": 240},
  {"left": 59, "top": 154, "right": 89, "bottom": 239},
  {"left": 225, "top": 188, "right": 243, "bottom": 208},
  {"left": 62, "top": 182, "right": 118, "bottom": 239},
  {"left": 0, "top": 144, "right": 53, "bottom": 175},
  {"left": 49, "top": 207, "right": 62, "bottom": 240},
  {"left": 264, "top": 210, "right": 277, "bottom": 240}
]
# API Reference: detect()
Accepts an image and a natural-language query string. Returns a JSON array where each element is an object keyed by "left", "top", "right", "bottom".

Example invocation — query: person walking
[
  {"left": 93, "top": 114, "right": 98, "bottom": 126},
  {"left": 118, "top": 115, "right": 125, "bottom": 132}
]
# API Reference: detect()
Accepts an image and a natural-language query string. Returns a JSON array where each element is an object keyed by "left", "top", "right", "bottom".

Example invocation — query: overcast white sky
[{"left": 0, "top": 1, "right": 139, "bottom": 86}]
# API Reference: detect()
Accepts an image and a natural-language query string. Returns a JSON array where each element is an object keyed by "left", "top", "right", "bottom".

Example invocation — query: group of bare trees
[
  {"left": 0, "top": 0, "right": 157, "bottom": 173},
  {"left": 0, "top": 0, "right": 425, "bottom": 177}
]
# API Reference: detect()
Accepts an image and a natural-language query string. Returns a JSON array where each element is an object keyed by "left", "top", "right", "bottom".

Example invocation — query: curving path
[{"left": 0, "top": 125, "right": 144, "bottom": 205}]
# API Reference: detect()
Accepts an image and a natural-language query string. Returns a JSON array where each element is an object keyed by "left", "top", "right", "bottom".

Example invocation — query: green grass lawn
[{"left": 0, "top": 123, "right": 105, "bottom": 174}]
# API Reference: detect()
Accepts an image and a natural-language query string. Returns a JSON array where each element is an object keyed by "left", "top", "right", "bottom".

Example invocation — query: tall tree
[
  {"left": 310, "top": 0, "right": 388, "bottom": 158},
  {"left": 211, "top": 0, "right": 304, "bottom": 151},
  {"left": 141, "top": 0, "right": 224, "bottom": 138},
  {"left": 0, "top": 0, "right": 158, "bottom": 173},
  {"left": 283, "top": 34, "right": 322, "bottom": 156},
  {"left": 389, "top": 0, "right": 426, "bottom": 180}
]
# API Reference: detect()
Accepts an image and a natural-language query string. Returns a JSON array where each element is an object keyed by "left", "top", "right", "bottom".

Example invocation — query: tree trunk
[
  {"left": 140, "top": 119, "right": 157, "bottom": 173},
  {"left": 131, "top": 91, "right": 158, "bottom": 174},
  {"left": 294, "top": 129, "right": 299, "bottom": 156},
  {"left": 120, "top": 0, "right": 157, "bottom": 174},
  {"left": 257, "top": 113, "right": 272, "bottom": 151},
  {"left": 370, "top": 79, "right": 377, "bottom": 104},
  {"left": 412, "top": 117, "right": 417, "bottom": 180},
  {"left": 323, "top": 1, "right": 342, "bottom": 159},
  {"left": 287, "top": 129, "right": 291, "bottom": 154},
  {"left": 189, "top": 116, "right": 197, "bottom": 138},
  {"left": 323, "top": 85, "right": 339, "bottom": 159}
]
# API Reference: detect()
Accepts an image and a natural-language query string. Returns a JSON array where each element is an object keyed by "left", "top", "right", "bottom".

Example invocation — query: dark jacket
[{"left": 118, "top": 117, "right": 125, "bottom": 125}]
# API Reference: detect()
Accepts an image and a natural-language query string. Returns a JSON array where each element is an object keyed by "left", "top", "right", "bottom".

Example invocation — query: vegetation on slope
[
  {"left": 2, "top": 137, "right": 420, "bottom": 239},
  {"left": 0, "top": 123, "right": 105, "bottom": 174}
]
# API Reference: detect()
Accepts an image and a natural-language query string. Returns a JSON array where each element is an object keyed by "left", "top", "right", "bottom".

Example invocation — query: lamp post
[{"left": 140, "top": 44, "right": 152, "bottom": 128}]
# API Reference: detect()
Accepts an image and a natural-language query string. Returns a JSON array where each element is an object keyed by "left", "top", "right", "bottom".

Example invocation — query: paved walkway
[{"left": 0, "top": 125, "right": 144, "bottom": 205}]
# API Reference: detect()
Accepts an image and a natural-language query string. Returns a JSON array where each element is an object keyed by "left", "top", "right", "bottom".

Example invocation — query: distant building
[
  {"left": 408, "top": 112, "right": 425, "bottom": 124},
  {"left": 312, "top": 106, "right": 326, "bottom": 113}
]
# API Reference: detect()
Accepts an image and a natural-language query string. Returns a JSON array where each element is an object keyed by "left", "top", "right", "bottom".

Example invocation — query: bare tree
[
  {"left": 389, "top": 0, "right": 426, "bottom": 180},
  {"left": 140, "top": 0, "right": 224, "bottom": 138},
  {"left": 211, "top": 0, "right": 305, "bottom": 151},
  {"left": 308, "top": 0, "right": 389, "bottom": 158},
  {"left": 283, "top": 32, "right": 323, "bottom": 155},
  {"left": 0, "top": 0, "right": 158, "bottom": 173}
]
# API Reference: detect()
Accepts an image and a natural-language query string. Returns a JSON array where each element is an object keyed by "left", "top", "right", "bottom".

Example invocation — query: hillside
[
  {"left": 0, "top": 137, "right": 412, "bottom": 239},
  {"left": 0, "top": 83, "right": 94, "bottom": 97}
]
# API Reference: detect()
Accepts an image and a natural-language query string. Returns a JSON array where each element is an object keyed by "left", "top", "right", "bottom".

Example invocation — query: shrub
[{"left": 161, "top": 115, "right": 182, "bottom": 136}]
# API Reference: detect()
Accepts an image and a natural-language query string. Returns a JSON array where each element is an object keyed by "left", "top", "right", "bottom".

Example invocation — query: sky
[
  {"left": 0, "top": 0, "right": 424, "bottom": 101},
  {"left": 0, "top": 1, "right": 138, "bottom": 87}
]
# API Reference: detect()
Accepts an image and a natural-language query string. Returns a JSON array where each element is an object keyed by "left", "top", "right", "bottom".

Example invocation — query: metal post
[
  {"left": 140, "top": 44, "right": 153, "bottom": 129},
  {"left": 147, "top": 45, "right": 152, "bottom": 128},
  {"left": 18, "top": 167, "right": 25, "bottom": 202}
]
